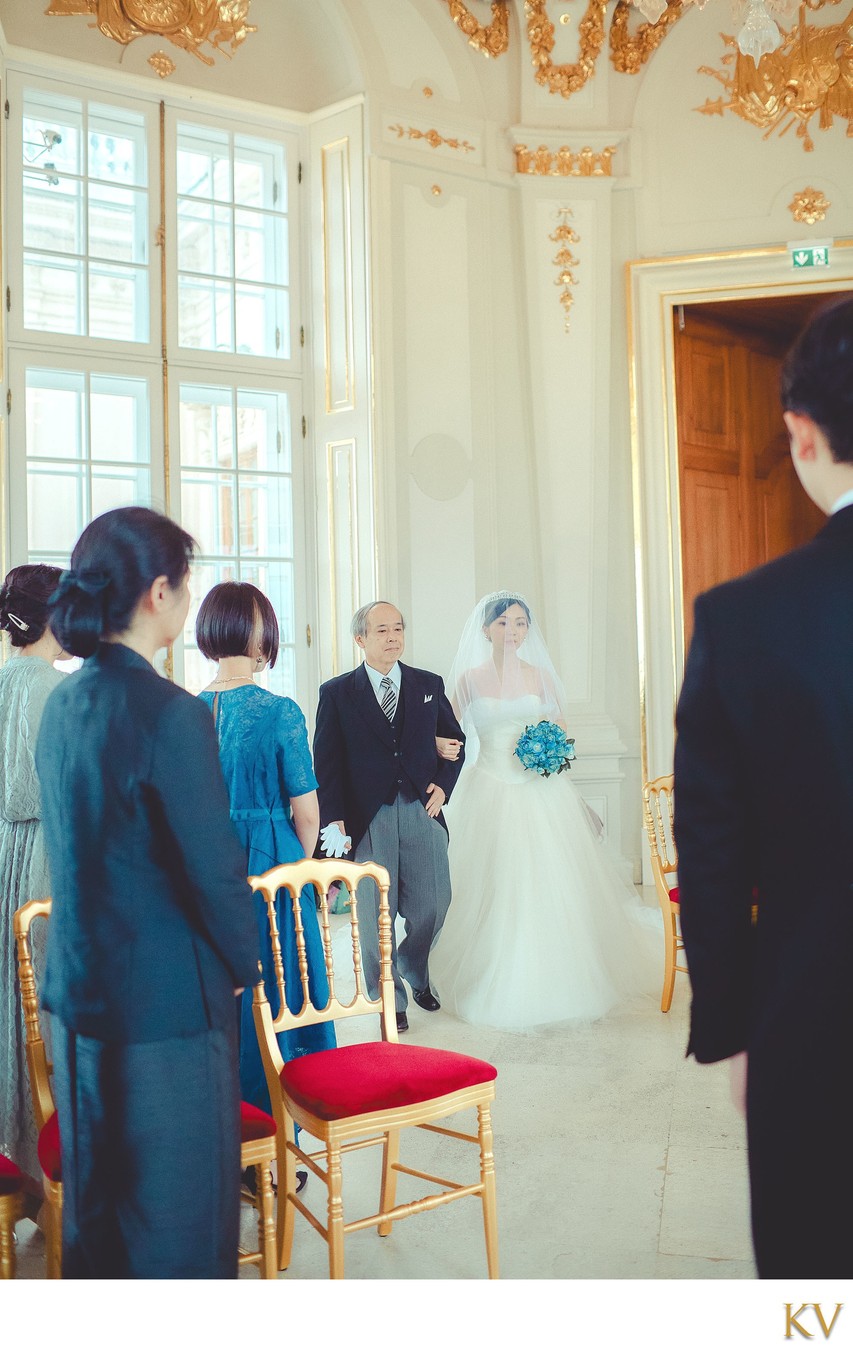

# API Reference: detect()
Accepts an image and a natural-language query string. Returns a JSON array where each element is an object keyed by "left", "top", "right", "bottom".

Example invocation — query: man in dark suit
[
  {"left": 674, "top": 293, "right": 853, "bottom": 1278},
  {"left": 313, "top": 600, "right": 465, "bottom": 1030}
]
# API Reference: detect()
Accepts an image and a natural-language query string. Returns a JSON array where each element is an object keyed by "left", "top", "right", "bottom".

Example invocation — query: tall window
[{"left": 7, "top": 74, "right": 307, "bottom": 702}]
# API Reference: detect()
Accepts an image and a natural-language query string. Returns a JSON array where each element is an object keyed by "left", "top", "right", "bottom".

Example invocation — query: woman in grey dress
[{"left": 0, "top": 564, "right": 66, "bottom": 1200}]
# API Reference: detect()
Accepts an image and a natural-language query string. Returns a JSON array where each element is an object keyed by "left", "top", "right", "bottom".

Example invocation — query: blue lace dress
[{"left": 200, "top": 686, "right": 336, "bottom": 1114}]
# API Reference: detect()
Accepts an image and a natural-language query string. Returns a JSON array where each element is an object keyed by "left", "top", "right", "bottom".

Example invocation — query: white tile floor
[{"left": 13, "top": 904, "right": 756, "bottom": 1281}]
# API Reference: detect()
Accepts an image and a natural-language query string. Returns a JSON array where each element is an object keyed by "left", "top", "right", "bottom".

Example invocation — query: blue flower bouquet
[{"left": 514, "top": 720, "right": 575, "bottom": 778}]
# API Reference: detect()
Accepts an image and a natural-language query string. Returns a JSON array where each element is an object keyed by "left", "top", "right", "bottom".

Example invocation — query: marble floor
[{"left": 13, "top": 902, "right": 755, "bottom": 1282}]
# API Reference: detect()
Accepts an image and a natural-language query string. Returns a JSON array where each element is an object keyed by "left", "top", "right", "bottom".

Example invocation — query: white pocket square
[{"left": 424, "top": 694, "right": 433, "bottom": 702}]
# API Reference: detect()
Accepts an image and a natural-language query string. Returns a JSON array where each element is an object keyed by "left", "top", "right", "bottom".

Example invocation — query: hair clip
[{"left": 7, "top": 613, "right": 29, "bottom": 632}]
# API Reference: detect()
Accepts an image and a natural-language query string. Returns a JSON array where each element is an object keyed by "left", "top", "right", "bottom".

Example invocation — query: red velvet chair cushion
[
  {"left": 668, "top": 886, "right": 680, "bottom": 904},
  {"left": 37, "top": 1112, "right": 61, "bottom": 1183},
  {"left": 240, "top": 1101, "right": 276, "bottom": 1142},
  {"left": 281, "top": 1041, "right": 497, "bottom": 1122},
  {"left": 0, "top": 1153, "right": 24, "bottom": 1196}
]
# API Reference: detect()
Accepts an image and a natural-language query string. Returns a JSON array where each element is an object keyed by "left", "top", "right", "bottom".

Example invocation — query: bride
[{"left": 430, "top": 591, "right": 660, "bottom": 1030}]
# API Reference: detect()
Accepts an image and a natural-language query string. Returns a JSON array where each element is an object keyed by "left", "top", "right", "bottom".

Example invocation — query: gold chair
[
  {"left": 250, "top": 857, "right": 499, "bottom": 1279},
  {"left": 641, "top": 775, "right": 687, "bottom": 1013},
  {"left": 13, "top": 898, "right": 278, "bottom": 1279},
  {"left": 0, "top": 1156, "right": 24, "bottom": 1279}
]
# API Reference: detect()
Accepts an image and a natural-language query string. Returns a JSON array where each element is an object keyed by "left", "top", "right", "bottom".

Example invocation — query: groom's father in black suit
[
  {"left": 674, "top": 293, "right": 853, "bottom": 1278},
  {"left": 313, "top": 601, "right": 465, "bottom": 1030}
]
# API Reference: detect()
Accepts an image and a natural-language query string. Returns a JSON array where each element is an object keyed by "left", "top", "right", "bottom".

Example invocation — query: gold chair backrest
[
  {"left": 12, "top": 899, "right": 55, "bottom": 1134},
  {"left": 249, "top": 857, "right": 396, "bottom": 1069},
  {"left": 642, "top": 774, "right": 677, "bottom": 900}
]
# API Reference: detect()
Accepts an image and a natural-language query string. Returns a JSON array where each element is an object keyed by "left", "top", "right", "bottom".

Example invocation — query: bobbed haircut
[
  {"left": 483, "top": 596, "right": 531, "bottom": 629},
  {"left": 0, "top": 563, "right": 63, "bottom": 648},
  {"left": 195, "top": 581, "right": 279, "bottom": 669},
  {"left": 780, "top": 293, "right": 853, "bottom": 464},
  {"left": 50, "top": 506, "right": 196, "bottom": 659}
]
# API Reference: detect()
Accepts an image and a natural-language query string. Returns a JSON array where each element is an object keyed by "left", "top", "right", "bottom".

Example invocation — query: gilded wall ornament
[
  {"left": 525, "top": 0, "right": 609, "bottom": 97},
  {"left": 789, "top": 185, "right": 831, "bottom": 221},
  {"left": 388, "top": 123, "right": 476, "bottom": 153},
  {"left": 45, "top": 0, "right": 257, "bottom": 67},
  {"left": 148, "top": 49, "right": 176, "bottom": 77},
  {"left": 514, "top": 143, "right": 616, "bottom": 175},
  {"left": 696, "top": 3, "right": 853, "bottom": 150},
  {"left": 550, "top": 208, "right": 581, "bottom": 332},
  {"left": 441, "top": 0, "right": 510, "bottom": 58},
  {"left": 610, "top": 0, "right": 686, "bottom": 74}
]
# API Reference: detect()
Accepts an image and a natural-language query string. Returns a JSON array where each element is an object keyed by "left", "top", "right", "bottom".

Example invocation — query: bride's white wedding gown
[{"left": 430, "top": 695, "right": 661, "bottom": 1030}]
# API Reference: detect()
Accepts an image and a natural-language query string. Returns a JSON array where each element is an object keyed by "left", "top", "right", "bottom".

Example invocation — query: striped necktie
[{"left": 379, "top": 675, "right": 397, "bottom": 723}]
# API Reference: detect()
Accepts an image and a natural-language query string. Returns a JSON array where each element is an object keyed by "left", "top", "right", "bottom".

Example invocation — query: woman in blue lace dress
[{"left": 196, "top": 582, "right": 336, "bottom": 1127}]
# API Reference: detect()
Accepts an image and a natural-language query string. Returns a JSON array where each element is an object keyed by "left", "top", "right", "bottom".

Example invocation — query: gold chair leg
[
  {"left": 378, "top": 1128, "right": 400, "bottom": 1237},
  {"left": 326, "top": 1142, "right": 345, "bottom": 1280},
  {"left": 277, "top": 1114, "right": 297, "bottom": 1272},
  {"left": 0, "top": 1193, "right": 20, "bottom": 1280},
  {"left": 477, "top": 1104, "right": 500, "bottom": 1280},
  {"left": 256, "top": 1161, "right": 277, "bottom": 1279},
  {"left": 45, "top": 1182, "right": 62, "bottom": 1280},
  {"left": 660, "top": 911, "right": 677, "bottom": 1013}
]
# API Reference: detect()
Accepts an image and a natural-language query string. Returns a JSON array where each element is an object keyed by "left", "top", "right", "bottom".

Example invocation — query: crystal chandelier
[{"left": 629, "top": 0, "right": 800, "bottom": 60}]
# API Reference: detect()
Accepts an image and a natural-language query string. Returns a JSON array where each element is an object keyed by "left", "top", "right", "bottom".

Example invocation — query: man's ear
[{"left": 783, "top": 410, "right": 818, "bottom": 462}]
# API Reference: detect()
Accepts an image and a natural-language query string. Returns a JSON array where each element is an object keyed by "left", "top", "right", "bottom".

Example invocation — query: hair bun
[{"left": 54, "top": 567, "right": 111, "bottom": 601}]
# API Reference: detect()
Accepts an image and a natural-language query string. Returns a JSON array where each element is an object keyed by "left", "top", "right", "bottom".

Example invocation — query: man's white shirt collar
[
  {"left": 830, "top": 488, "right": 853, "bottom": 515},
  {"left": 363, "top": 660, "right": 402, "bottom": 699}
]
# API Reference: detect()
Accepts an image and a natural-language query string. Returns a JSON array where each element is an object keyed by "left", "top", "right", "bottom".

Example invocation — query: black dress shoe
[
  {"left": 295, "top": 1170, "right": 308, "bottom": 1194},
  {"left": 412, "top": 986, "right": 440, "bottom": 1012},
  {"left": 395, "top": 1010, "right": 409, "bottom": 1032}
]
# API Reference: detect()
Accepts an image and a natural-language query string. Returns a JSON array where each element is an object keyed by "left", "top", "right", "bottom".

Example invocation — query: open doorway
[{"left": 674, "top": 292, "right": 829, "bottom": 649}]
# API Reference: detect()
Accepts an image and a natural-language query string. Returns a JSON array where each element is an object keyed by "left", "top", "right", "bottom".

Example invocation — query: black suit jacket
[
  {"left": 674, "top": 505, "right": 853, "bottom": 1068},
  {"left": 36, "top": 643, "right": 259, "bottom": 1043},
  {"left": 313, "top": 661, "right": 465, "bottom": 854}
]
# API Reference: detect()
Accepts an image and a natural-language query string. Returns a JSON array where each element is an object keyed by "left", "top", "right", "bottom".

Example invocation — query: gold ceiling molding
[
  {"left": 789, "top": 185, "right": 831, "bottom": 222},
  {"left": 515, "top": 142, "right": 616, "bottom": 174},
  {"left": 550, "top": 208, "right": 580, "bottom": 332},
  {"left": 44, "top": 1, "right": 257, "bottom": 67},
  {"left": 388, "top": 122, "right": 477, "bottom": 153},
  {"left": 440, "top": 0, "right": 510, "bottom": 58},
  {"left": 525, "top": 0, "right": 609, "bottom": 97},
  {"left": 610, "top": 0, "right": 686, "bottom": 74},
  {"left": 696, "top": 2, "right": 852, "bottom": 151}
]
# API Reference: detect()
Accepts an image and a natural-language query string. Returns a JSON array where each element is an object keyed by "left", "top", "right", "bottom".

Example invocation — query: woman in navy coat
[{"left": 36, "top": 507, "right": 259, "bottom": 1279}]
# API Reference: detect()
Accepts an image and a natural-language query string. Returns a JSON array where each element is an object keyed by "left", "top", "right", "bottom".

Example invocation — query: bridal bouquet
[{"left": 514, "top": 721, "right": 575, "bottom": 778}]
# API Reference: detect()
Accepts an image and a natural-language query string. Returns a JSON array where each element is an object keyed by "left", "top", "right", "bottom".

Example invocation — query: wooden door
[{"left": 674, "top": 311, "right": 825, "bottom": 649}]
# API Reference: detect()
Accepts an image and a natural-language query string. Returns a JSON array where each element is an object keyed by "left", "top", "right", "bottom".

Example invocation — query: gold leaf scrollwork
[
  {"left": 514, "top": 143, "right": 616, "bottom": 175},
  {"left": 388, "top": 123, "right": 476, "bottom": 153},
  {"left": 45, "top": 0, "right": 257, "bottom": 66},
  {"left": 550, "top": 208, "right": 581, "bottom": 332},
  {"left": 441, "top": 0, "right": 510, "bottom": 59},
  {"left": 696, "top": 3, "right": 853, "bottom": 152},
  {"left": 524, "top": 0, "right": 608, "bottom": 97},
  {"left": 789, "top": 185, "right": 831, "bottom": 221},
  {"left": 609, "top": 0, "right": 686, "bottom": 75}
]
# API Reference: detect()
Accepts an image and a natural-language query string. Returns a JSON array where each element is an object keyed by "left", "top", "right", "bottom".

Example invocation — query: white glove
[{"left": 320, "top": 823, "right": 351, "bottom": 858}]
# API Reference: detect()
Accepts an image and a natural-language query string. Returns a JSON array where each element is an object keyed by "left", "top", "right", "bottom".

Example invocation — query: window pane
[
  {"left": 91, "top": 465, "right": 151, "bottom": 519},
  {"left": 24, "top": 255, "right": 83, "bottom": 334},
  {"left": 89, "top": 264, "right": 148, "bottom": 342},
  {"left": 180, "top": 387, "right": 234, "bottom": 469},
  {"left": 89, "top": 104, "right": 147, "bottom": 186},
  {"left": 91, "top": 375, "right": 149, "bottom": 464},
  {"left": 236, "top": 283, "right": 288, "bottom": 358},
  {"left": 234, "top": 210, "right": 286, "bottom": 286},
  {"left": 177, "top": 199, "right": 232, "bottom": 277},
  {"left": 238, "top": 475, "right": 293, "bottom": 558},
  {"left": 177, "top": 125, "right": 231, "bottom": 200},
  {"left": 24, "top": 92, "right": 83, "bottom": 177},
  {"left": 24, "top": 172, "right": 83, "bottom": 256},
  {"left": 236, "top": 390, "right": 290, "bottom": 474},
  {"left": 178, "top": 277, "right": 233, "bottom": 351},
  {"left": 234, "top": 135, "right": 285, "bottom": 213},
  {"left": 182, "top": 472, "right": 237, "bottom": 557},
  {"left": 89, "top": 185, "right": 148, "bottom": 265},
  {"left": 26, "top": 371, "right": 85, "bottom": 461},
  {"left": 27, "top": 463, "right": 87, "bottom": 557}
]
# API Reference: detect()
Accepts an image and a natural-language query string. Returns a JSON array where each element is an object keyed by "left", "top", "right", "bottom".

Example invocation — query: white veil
[{"left": 447, "top": 591, "right": 567, "bottom": 764}]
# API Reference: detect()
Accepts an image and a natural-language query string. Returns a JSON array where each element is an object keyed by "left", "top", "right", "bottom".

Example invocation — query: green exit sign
[{"left": 791, "top": 245, "right": 830, "bottom": 269}]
